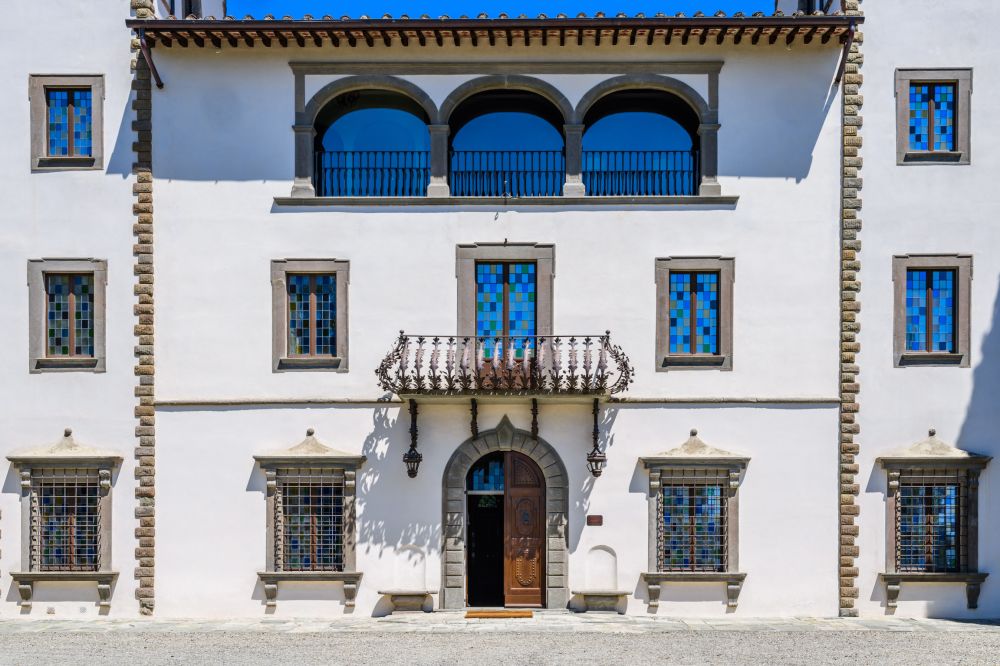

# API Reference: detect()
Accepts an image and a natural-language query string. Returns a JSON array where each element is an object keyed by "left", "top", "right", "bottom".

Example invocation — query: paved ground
[{"left": 1, "top": 613, "right": 999, "bottom": 664}]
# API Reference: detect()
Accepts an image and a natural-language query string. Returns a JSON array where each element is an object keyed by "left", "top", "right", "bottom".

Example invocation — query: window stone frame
[
  {"left": 876, "top": 432, "right": 990, "bottom": 611},
  {"left": 895, "top": 68, "right": 972, "bottom": 166},
  {"left": 27, "top": 258, "right": 108, "bottom": 373},
  {"left": 892, "top": 254, "right": 972, "bottom": 368},
  {"left": 7, "top": 429, "right": 122, "bottom": 610},
  {"left": 254, "top": 430, "right": 365, "bottom": 609},
  {"left": 29, "top": 74, "right": 105, "bottom": 172},
  {"left": 655, "top": 257, "right": 734, "bottom": 371},
  {"left": 640, "top": 431, "right": 749, "bottom": 609},
  {"left": 270, "top": 259, "right": 349, "bottom": 372},
  {"left": 455, "top": 243, "right": 554, "bottom": 338}
]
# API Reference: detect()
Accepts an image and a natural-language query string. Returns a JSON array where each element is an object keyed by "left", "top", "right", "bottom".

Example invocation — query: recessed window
[
  {"left": 655, "top": 257, "right": 733, "bottom": 371},
  {"left": 271, "top": 260, "right": 349, "bottom": 371},
  {"left": 897, "top": 470, "right": 962, "bottom": 573},
  {"left": 46, "top": 89, "right": 93, "bottom": 158},
  {"left": 905, "top": 269, "right": 955, "bottom": 353},
  {"left": 893, "top": 255, "right": 971, "bottom": 367},
  {"left": 660, "top": 477, "right": 726, "bottom": 572},
  {"left": 46, "top": 274, "right": 95, "bottom": 358},
  {"left": 35, "top": 470, "right": 101, "bottom": 571},
  {"left": 28, "top": 259, "right": 107, "bottom": 373},
  {"left": 896, "top": 69, "right": 971, "bottom": 165},
  {"left": 279, "top": 471, "right": 345, "bottom": 571},
  {"left": 29, "top": 75, "right": 104, "bottom": 171}
]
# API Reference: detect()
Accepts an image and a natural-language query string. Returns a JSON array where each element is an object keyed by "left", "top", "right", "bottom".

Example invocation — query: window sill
[
  {"left": 10, "top": 570, "right": 118, "bottom": 609},
  {"left": 258, "top": 570, "right": 363, "bottom": 608},
  {"left": 642, "top": 571, "right": 746, "bottom": 609},
  {"left": 879, "top": 572, "right": 987, "bottom": 610},
  {"left": 31, "top": 357, "right": 102, "bottom": 373},
  {"left": 276, "top": 356, "right": 346, "bottom": 372},
  {"left": 33, "top": 156, "right": 100, "bottom": 171},
  {"left": 896, "top": 352, "right": 966, "bottom": 368},
  {"left": 274, "top": 195, "right": 739, "bottom": 208},
  {"left": 900, "top": 151, "right": 968, "bottom": 166},
  {"left": 659, "top": 355, "right": 731, "bottom": 371}
]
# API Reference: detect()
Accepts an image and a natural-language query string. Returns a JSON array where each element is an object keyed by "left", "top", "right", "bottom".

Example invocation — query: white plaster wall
[
  {"left": 0, "top": 0, "right": 139, "bottom": 616},
  {"left": 856, "top": 0, "right": 1000, "bottom": 617},
  {"left": 146, "top": 42, "right": 844, "bottom": 616},
  {"left": 156, "top": 402, "right": 836, "bottom": 617}
]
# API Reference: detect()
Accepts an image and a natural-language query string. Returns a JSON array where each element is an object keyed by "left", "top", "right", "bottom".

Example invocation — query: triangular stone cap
[
  {"left": 254, "top": 428, "right": 366, "bottom": 468},
  {"left": 641, "top": 429, "right": 749, "bottom": 468},
  {"left": 7, "top": 428, "right": 123, "bottom": 466},
  {"left": 877, "top": 429, "right": 991, "bottom": 468}
]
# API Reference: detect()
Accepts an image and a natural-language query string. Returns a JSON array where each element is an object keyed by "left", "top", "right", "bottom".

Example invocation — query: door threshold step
[{"left": 465, "top": 610, "right": 534, "bottom": 619}]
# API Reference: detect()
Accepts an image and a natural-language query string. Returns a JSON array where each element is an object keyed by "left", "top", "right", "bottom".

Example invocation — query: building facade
[{"left": 1, "top": 0, "right": 997, "bottom": 619}]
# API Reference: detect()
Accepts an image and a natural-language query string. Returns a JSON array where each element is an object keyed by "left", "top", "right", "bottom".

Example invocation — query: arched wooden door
[{"left": 504, "top": 451, "right": 545, "bottom": 607}]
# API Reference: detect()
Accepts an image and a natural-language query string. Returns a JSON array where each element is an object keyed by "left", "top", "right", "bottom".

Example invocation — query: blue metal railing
[
  {"left": 450, "top": 150, "right": 565, "bottom": 197},
  {"left": 314, "top": 150, "right": 430, "bottom": 197},
  {"left": 582, "top": 150, "right": 699, "bottom": 196}
]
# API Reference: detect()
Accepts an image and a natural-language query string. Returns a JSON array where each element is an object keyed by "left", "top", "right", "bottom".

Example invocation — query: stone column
[
  {"left": 562, "top": 124, "right": 585, "bottom": 197},
  {"left": 697, "top": 123, "right": 722, "bottom": 196},
  {"left": 427, "top": 124, "right": 451, "bottom": 198},
  {"left": 291, "top": 124, "right": 316, "bottom": 198}
]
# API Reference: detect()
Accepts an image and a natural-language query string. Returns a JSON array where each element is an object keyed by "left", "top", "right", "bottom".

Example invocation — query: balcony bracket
[
  {"left": 531, "top": 399, "right": 539, "bottom": 440},
  {"left": 470, "top": 398, "right": 479, "bottom": 440},
  {"left": 138, "top": 29, "right": 165, "bottom": 89}
]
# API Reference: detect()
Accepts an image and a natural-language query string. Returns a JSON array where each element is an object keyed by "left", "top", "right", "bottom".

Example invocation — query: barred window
[
  {"left": 34, "top": 469, "right": 101, "bottom": 572},
  {"left": 658, "top": 471, "right": 728, "bottom": 573},
  {"left": 278, "top": 471, "right": 345, "bottom": 572},
  {"left": 897, "top": 469, "right": 966, "bottom": 573}
]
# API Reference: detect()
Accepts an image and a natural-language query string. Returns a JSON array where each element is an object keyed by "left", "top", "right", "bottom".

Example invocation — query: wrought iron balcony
[
  {"left": 449, "top": 150, "right": 566, "bottom": 197},
  {"left": 376, "top": 332, "right": 634, "bottom": 398},
  {"left": 583, "top": 150, "right": 699, "bottom": 196},
  {"left": 314, "top": 150, "right": 430, "bottom": 197}
]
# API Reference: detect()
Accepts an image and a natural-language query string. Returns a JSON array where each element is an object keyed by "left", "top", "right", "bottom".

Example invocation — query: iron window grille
[
  {"left": 274, "top": 469, "right": 345, "bottom": 572},
  {"left": 45, "top": 273, "right": 95, "bottom": 358},
  {"left": 896, "top": 469, "right": 967, "bottom": 573},
  {"left": 32, "top": 469, "right": 101, "bottom": 572},
  {"left": 657, "top": 470, "right": 728, "bottom": 573}
]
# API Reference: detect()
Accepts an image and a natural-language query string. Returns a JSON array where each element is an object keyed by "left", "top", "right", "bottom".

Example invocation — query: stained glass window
[
  {"left": 898, "top": 473, "right": 962, "bottom": 573},
  {"left": 46, "top": 88, "right": 93, "bottom": 157},
  {"left": 46, "top": 274, "right": 94, "bottom": 357},
  {"left": 287, "top": 274, "right": 337, "bottom": 357},
  {"left": 905, "top": 269, "right": 955, "bottom": 353},
  {"left": 475, "top": 262, "right": 536, "bottom": 358},
  {"left": 660, "top": 483, "right": 726, "bottom": 572},
  {"left": 909, "top": 83, "right": 956, "bottom": 153},
  {"left": 468, "top": 453, "right": 505, "bottom": 492},
  {"left": 669, "top": 271, "right": 719, "bottom": 355},
  {"left": 36, "top": 471, "right": 101, "bottom": 572},
  {"left": 280, "top": 472, "right": 344, "bottom": 572}
]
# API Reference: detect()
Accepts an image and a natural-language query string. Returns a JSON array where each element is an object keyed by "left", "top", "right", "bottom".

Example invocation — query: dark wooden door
[{"left": 503, "top": 451, "right": 545, "bottom": 607}]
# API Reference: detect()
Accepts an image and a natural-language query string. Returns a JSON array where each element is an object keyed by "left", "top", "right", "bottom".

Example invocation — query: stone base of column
[
  {"left": 427, "top": 180, "right": 450, "bottom": 198},
  {"left": 290, "top": 178, "right": 315, "bottom": 198},
  {"left": 563, "top": 181, "right": 586, "bottom": 197},
  {"left": 699, "top": 178, "right": 722, "bottom": 196}
]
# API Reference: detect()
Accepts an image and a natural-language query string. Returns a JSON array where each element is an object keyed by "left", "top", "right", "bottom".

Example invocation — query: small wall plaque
[{"left": 586, "top": 515, "right": 604, "bottom": 526}]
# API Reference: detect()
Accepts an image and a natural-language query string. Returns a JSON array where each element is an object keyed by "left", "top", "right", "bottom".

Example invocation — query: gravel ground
[{"left": 2, "top": 630, "right": 999, "bottom": 665}]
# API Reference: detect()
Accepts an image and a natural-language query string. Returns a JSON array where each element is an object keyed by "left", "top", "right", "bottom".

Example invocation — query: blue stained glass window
[
  {"left": 47, "top": 89, "right": 70, "bottom": 156},
  {"left": 475, "top": 262, "right": 536, "bottom": 358},
  {"left": 46, "top": 274, "right": 93, "bottom": 357},
  {"left": 909, "top": 83, "right": 956, "bottom": 153},
  {"left": 38, "top": 476, "right": 100, "bottom": 571},
  {"left": 281, "top": 475, "right": 344, "bottom": 572},
  {"left": 287, "top": 274, "right": 337, "bottom": 357},
  {"left": 898, "top": 481, "right": 959, "bottom": 573},
  {"left": 467, "top": 453, "right": 505, "bottom": 492},
  {"left": 661, "top": 484, "right": 725, "bottom": 572},
  {"left": 905, "top": 269, "right": 955, "bottom": 353},
  {"left": 669, "top": 271, "right": 719, "bottom": 355}
]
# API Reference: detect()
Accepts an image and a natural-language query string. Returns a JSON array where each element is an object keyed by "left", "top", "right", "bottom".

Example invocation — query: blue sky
[{"left": 229, "top": 1, "right": 776, "bottom": 18}]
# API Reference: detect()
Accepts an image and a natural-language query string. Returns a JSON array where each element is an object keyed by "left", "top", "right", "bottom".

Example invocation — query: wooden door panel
[{"left": 504, "top": 451, "right": 544, "bottom": 607}]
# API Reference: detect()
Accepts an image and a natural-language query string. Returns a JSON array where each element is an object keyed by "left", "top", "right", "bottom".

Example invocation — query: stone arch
[
  {"left": 302, "top": 75, "right": 439, "bottom": 127},
  {"left": 441, "top": 415, "right": 569, "bottom": 610},
  {"left": 437, "top": 75, "right": 574, "bottom": 127},
  {"left": 573, "top": 74, "right": 713, "bottom": 124}
]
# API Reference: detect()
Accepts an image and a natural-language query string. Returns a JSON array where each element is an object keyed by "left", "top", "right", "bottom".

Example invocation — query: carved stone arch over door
[{"left": 441, "top": 415, "right": 569, "bottom": 610}]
